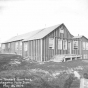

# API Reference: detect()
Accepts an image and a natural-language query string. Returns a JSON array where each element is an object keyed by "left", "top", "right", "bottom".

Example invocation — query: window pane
[
  {"left": 60, "top": 27, "right": 64, "bottom": 33},
  {"left": 49, "top": 38, "right": 54, "bottom": 49},
  {"left": 24, "top": 42, "right": 27, "bottom": 51},
  {"left": 2, "top": 44, "right": 5, "bottom": 49},
  {"left": 19, "top": 41, "right": 22, "bottom": 50},
  {"left": 83, "top": 42, "right": 86, "bottom": 50},
  {"left": 84, "top": 54, "right": 87, "bottom": 59},
  {"left": 86, "top": 42, "right": 88, "bottom": 50},
  {"left": 58, "top": 39, "right": 62, "bottom": 49},
  {"left": 73, "top": 41, "right": 78, "bottom": 49},
  {"left": 63, "top": 40, "right": 67, "bottom": 50},
  {"left": 8, "top": 43, "right": 10, "bottom": 48},
  {"left": 15, "top": 42, "right": 18, "bottom": 50}
]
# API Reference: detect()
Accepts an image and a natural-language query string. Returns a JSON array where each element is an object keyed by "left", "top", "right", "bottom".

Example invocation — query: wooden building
[
  {"left": 1, "top": 23, "right": 88, "bottom": 61},
  {"left": 23, "top": 23, "right": 74, "bottom": 61},
  {"left": 72, "top": 36, "right": 88, "bottom": 59},
  {"left": 1, "top": 30, "right": 40, "bottom": 55},
  {"left": 2, "top": 37, "right": 23, "bottom": 55}
]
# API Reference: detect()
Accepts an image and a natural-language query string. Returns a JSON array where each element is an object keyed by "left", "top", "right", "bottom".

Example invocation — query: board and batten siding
[
  {"left": 2, "top": 43, "right": 11, "bottom": 53},
  {"left": 1, "top": 43, "right": 7, "bottom": 53},
  {"left": 72, "top": 36, "right": 88, "bottom": 59},
  {"left": 81, "top": 37, "right": 88, "bottom": 59},
  {"left": 2, "top": 40, "right": 23, "bottom": 55},
  {"left": 3, "top": 24, "right": 88, "bottom": 61},
  {"left": 42, "top": 24, "right": 73, "bottom": 61},
  {"left": 10, "top": 40, "right": 22, "bottom": 55},
  {"left": 23, "top": 39, "right": 42, "bottom": 61},
  {"left": 72, "top": 38, "right": 81, "bottom": 55},
  {"left": 10, "top": 42, "right": 15, "bottom": 53}
]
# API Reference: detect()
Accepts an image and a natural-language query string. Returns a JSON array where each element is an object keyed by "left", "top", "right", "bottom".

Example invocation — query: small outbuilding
[{"left": 72, "top": 35, "right": 88, "bottom": 59}]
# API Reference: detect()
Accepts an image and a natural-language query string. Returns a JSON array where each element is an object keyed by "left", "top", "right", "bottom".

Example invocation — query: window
[
  {"left": 63, "top": 40, "right": 67, "bottom": 50},
  {"left": 58, "top": 39, "right": 62, "bottom": 49},
  {"left": 2, "top": 44, "right": 5, "bottom": 49},
  {"left": 8, "top": 43, "right": 10, "bottom": 49},
  {"left": 49, "top": 38, "right": 54, "bottom": 49},
  {"left": 73, "top": 41, "right": 78, "bottom": 49},
  {"left": 15, "top": 42, "right": 18, "bottom": 50},
  {"left": 86, "top": 42, "right": 88, "bottom": 50},
  {"left": 0, "top": 43, "right": 1, "bottom": 47},
  {"left": 84, "top": 54, "right": 87, "bottom": 59},
  {"left": 60, "top": 27, "right": 64, "bottom": 33},
  {"left": 24, "top": 42, "right": 28, "bottom": 51},
  {"left": 19, "top": 41, "right": 22, "bottom": 50},
  {"left": 83, "top": 42, "right": 86, "bottom": 50}
]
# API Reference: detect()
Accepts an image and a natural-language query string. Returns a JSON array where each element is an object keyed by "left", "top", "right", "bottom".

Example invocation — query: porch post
[{"left": 41, "top": 39, "right": 43, "bottom": 62}]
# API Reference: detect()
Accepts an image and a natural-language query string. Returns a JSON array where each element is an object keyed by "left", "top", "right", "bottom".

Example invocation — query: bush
[{"left": 63, "top": 74, "right": 75, "bottom": 88}]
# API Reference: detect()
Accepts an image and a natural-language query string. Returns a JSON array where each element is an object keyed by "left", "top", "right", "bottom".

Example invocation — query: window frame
[
  {"left": 63, "top": 40, "right": 67, "bottom": 50},
  {"left": 24, "top": 42, "right": 28, "bottom": 51},
  {"left": 73, "top": 40, "right": 78, "bottom": 50},
  {"left": 58, "top": 39, "right": 62, "bottom": 50},
  {"left": 15, "top": 42, "right": 19, "bottom": 50},
  {"left": 83, "top": 42, "right": 86, "bottom": 50},
  {"left": 49, "top": 38, "right": 55, "bottom": 49}
]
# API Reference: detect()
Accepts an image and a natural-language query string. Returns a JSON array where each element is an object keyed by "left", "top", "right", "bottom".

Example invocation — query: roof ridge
[
  {"left": 24, "top": 24, "right": 62, "bottom": 41},
  {"left": 3, "top": 23, "right": 63, "bottom": 43}
]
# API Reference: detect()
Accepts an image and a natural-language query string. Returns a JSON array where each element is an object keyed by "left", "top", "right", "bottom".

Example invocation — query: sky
[{"left": 0, "top": 0, "right": 88, "bottom": 43}]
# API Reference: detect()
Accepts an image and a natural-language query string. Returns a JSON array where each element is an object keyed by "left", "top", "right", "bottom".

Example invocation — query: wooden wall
[
  {"left": 23, "top": 39, "right": 42, "bottom": 61},
  {"left": 14, "top": 41, "right": 22, "bottom": 55},
  {"left": 10, "top": 42, "right": 15, "bottom": 53},
  {"left": 22, "top": 24, "right": 75, "bottom": 61},
  {"left": 42, "top": 24, "right": 73, "bottom": 61},
  {"left": 1, "top": 43, "right": 10, "bottom": 53},
  {"left": 81, "top": 37, "right": 88, "bottom": 59},
  {"left": 2, "top": 40, "right": 23, "bottom": 55},
  {"left": 72, "top": 38, "right": 81, "bottom": 55},
  {"left": 2, "top": 24, "right": 88, "bottom": 61},
  {"left": 72, "top": 37, "right": 88, "bottom": 59}
]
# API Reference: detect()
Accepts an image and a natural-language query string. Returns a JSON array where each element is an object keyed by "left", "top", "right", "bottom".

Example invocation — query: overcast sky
[{"left": 0, "top": 0, "right": 88, "bottom": 43}]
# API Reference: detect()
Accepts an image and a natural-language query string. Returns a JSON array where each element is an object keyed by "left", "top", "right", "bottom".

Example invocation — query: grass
[
  {"left": 0, "top": 54, "right": 88, "bottom": 88},
  {"left": 0, "top": 54, "right": 22, "bottom": 71}
]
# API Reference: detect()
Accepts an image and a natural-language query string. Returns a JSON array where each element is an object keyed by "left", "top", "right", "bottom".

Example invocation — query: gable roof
[
  {"left": 3, "top": 23, "right": 62, "bottom": 43},
  {"left": 3, "top": 23, "right": 72, "bottom": 43},
  {"left": 73, "top": 35, "right": 88, "bottom": 40},
  {"left": 23, "top": 24, "right": 62, "bottom": 41},
  {"left": 3, "top": 29, "right": 41, "bottom": 43},
  {"left": 73, "top": 35, "right": 83, "bottom": 39}
]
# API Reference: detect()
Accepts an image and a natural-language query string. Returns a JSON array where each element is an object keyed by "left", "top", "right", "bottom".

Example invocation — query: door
[{"left": 68, "top": 41, "right": 71, "bottom": 54}]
